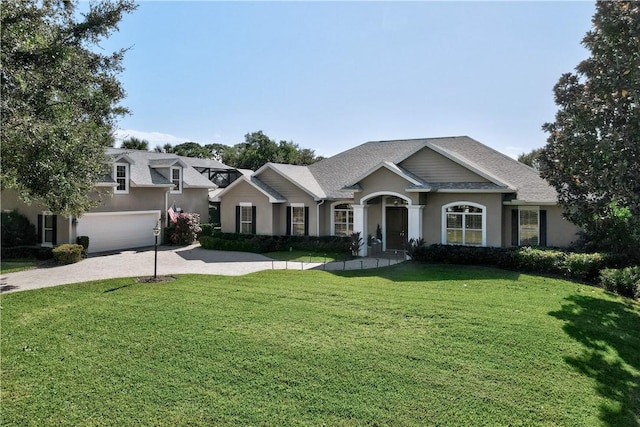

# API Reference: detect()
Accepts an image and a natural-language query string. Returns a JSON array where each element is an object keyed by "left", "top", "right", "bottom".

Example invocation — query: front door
[{"left": 386, "top": 207, "right": 408, "bottom": 250}]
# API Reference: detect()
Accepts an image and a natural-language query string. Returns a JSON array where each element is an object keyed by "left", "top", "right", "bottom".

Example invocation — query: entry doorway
[{"left": 386, "top": 207, "right": 408, "bottom": 250}]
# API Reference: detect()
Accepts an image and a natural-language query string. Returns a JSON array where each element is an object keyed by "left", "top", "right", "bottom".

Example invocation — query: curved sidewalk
[{"left": 0, "top": 244, "right": 405, "bottom": 294}]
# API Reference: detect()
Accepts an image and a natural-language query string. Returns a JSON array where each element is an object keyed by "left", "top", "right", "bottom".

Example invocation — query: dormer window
[
  {"left": 171, "top": 166, "right": 182, "bottom": 193},
  {"left": 114, "top": 162, "right": 129, "bottom": 194}
]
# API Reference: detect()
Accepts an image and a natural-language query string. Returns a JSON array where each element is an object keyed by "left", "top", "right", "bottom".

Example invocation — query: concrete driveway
[{"left": 1, "top": 244, "right": 404, "bottom": 293}]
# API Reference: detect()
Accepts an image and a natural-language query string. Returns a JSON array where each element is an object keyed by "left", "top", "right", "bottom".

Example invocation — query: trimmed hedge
[
  {"left": 198, "top": 233, "right": 351, "bottom": 254},
  {"left": 407, "top": 243, "right": 639, "bottom": 299},
  {"left": 600, "top": 267, "right": 640, "bottom": 299},
  {"left": 52, "top": 244, "right": 84, "bottom": 265},
  {"left": 1, "top": 245, "right": 53, "bottom": 260}
]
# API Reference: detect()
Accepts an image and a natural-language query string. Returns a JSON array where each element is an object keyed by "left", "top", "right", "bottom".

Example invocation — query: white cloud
[{"left": 114, "top": 129, "right": 192, "bottom": 147}]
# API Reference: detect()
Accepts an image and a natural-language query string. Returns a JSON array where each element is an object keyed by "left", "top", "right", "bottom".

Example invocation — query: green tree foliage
[
  {"left": 222, "top": 131, "right": 322, "bottom": 170},
  {"left": 540, "top": 1, "right": 640, "bottom": 258},
  {"left": 1, "top": 0, "right": 136, "bottom": 217},
  {"left": 171, "top": 142, "right": 215, "bottom": 159},
  {"left": 154, "top": 143, "right": 174, "bottom": 153},
  {"left": 120, "top": 136, "right": 149, "bottom": 150},
  {"left": 517, "top": 148, "right": 543, "bottom": 170}
]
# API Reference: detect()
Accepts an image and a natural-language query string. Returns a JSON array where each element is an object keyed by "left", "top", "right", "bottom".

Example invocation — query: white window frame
[
  {"left": 239, "top": 202, "right": 253, "bottom": 234},
  {"left": 41, "top": 212, "right": 55, "bottom": 247},
  {"left": 170, "top": 166, "right": 182, "bottom": 194},
  {"left": 441, "top": 202, "right": 487, "bottom": 246},
  {"left": 291, "top": 203, "right": 305, "bottom": 236},
  {"left": 331, "top": 202, "right": 354, "bottom": 237},
  {"left": 519, "top": 207, "right": 540, "bottom": 246},
  {"left": 114, "top": 162, "right": 129, "bottom": 194}
]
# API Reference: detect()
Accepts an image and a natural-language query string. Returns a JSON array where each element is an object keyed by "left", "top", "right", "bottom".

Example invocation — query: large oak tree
[
  {"left": 1, "top": 0, "right": 136, "bottom": 216},
  {"left": 540, "top": 1, "right": 640, "bottom": 255}
]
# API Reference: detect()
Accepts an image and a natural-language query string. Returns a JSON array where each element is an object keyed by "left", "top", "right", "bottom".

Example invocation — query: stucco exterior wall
[
  {"left": 219, "top": 180, "right": 273, "bottom": 234},
  {"left": 355, "top": 168, "right": 420, "bottom": 205},
  {"left": 502, "top": 205, "right": 579, "bottom": 248},
  {"left": 91, "top": 187, "right": 167, "bottom": 213},
  {"left": 421, "top": 193, "right": 503, "bottom": 247},
  {"left": 1, "top": 190, "right": 72, "bottom": 245}
]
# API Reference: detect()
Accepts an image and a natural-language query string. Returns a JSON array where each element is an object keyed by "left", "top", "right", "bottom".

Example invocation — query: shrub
[
  {"left": 1, "top": 245, "right": 53, "bottom": 260},
  {"left": 76, "top": 236, "right": 90, "bottom": 257},
  {"left": 198, "top": 234, "right": 351, "bottom": 254},
  {"left": 199, "top": 236, "right": 257, "bottom": 252},
  {"left": 52, "top": 244, "right": 84, "bottom": 265},
  {"left": 170, "top": 213, "right": 202, "bottom": 245},
  {"left": 562, "top": 252, "right": 606, "bottom": 283},
  {"left": 1, "top": 211, "right": 37, "bottom": 247},
  {"left": 600, "top": 267, "right": 640, "bottom": 299},
  {"left": 199, "top": 223, "right": 218, "bottom": 238},
  {"left": 405, "top": 238, "right": 426, "bottom": 260},
  {"left": 513, "top": 247, "right": 566, "bottom": 274},
  {"left": 350, "top": 232, "right": 364, "bottom": 257}
]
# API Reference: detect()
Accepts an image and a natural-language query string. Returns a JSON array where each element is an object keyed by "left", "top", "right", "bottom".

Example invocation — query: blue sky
[{"left": 103, "top": 1, "right": 595, "bottom": 158}]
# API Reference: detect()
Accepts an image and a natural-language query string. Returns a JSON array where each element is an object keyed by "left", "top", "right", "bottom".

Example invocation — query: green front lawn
[
  {"left": 0, "top": 258, "right": 38, "bottom": 274},
  {"left": 2, "top": 264, "right": 639, "bottom": 426},
  {"left": 264, "top": 250, "right": 347, "bottom": 262}
]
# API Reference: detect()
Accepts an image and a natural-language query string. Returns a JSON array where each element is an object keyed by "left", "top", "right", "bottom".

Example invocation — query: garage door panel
[{"left": 77, "top": 211, "right": 160, "bottom": 253}]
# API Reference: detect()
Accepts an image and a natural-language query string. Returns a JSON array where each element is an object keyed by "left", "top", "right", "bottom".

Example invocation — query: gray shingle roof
[
  {"left": 260, "top": 163, "right": 327, "bottom": 199},
  {"left": 106, "top": 148, "right": 217, "bottom": 189},
  {"left": 303, "top": 136, "right": 558, "bottom": 203}
]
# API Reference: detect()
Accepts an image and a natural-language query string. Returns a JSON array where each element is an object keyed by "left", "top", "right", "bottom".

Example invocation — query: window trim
[
  {"left": 39, "top": 212, "right": 56, "bottom": 247},
  {"left": 518, "top": 207, "right": 540, "bottom": 246},
  {"left": 239, "top": 203, "right": 253, "bottom": 234},
  {"left": 441, "top": 201, "right": 487, "bottom": 246},
  {"left": 331, "top": 202, "right": 354, "bottom": 237},
  {"left": 290, "top": 203, "right": 306, "bottom": 236},
  {"left": 114, "top": 162, "right": 129, "bottom": 194},
  {"left": 170, "top": 166, "right": 182, "bottom": 194}
]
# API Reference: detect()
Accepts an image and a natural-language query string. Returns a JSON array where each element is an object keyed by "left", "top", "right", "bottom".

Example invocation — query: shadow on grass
[
  {"left": 329, "top": 262, "right": 522, "bottom": 282},
  {"left": 549, "top": 295, "right": 640, "bottom": 426}
]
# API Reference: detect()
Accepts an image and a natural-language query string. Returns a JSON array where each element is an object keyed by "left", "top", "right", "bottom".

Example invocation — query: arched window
[
  {"left": 442, "top": 202, "right": 486, "bottom": 246},
  {"left": 332, "top": 203, "right": 354, "bottom": 236}
]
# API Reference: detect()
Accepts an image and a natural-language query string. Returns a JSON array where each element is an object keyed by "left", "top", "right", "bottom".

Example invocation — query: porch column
[
  {"left": 352, "top": 204, "right": 368, "bottom": 257},
  {"left": 407, "top": 205, "right": 424, "bottom": 241}
]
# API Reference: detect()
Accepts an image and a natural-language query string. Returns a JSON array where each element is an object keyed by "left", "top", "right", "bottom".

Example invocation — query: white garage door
[{"left": 77, "top": 211, "right": 161, "bottom": 253}]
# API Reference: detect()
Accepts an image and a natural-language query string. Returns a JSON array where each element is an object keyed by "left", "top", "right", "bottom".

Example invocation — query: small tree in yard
[
  {"left": 170, "top": 213, "right": 202, "bottom": 245},
  {"left": 540, "top": 1, "right": 640, "bottom": 260}
]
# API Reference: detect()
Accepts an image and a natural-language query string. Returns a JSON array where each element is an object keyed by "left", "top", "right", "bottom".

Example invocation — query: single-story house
[
  {"left": 214, "top": 136, "right": 579, "bottom": 256},
  {"left": 2, "top": 148, "right": 239, "bottom": 253}
]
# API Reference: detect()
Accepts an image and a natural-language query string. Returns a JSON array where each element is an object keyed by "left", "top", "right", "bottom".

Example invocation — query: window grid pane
[
  {"left": 334, "top": 206, "right": 354, "bottom": 236},
  {"left": 292, "top": 207, "right": 305, "bottom": 236},
  {"left": 445, "top": 205, "right": 484, "bottom": 246},
  {"left": 240, "top": 206, "right": 253, "bottom": 234},
  {"left": 520, "top": 209, "right": 539, "bottom": 246}
]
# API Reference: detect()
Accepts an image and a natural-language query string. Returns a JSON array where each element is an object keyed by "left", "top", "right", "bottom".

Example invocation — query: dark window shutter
[
  {"left": 539, "top": 210, "right": 547, "bottom": 246},
  {"left": 235, "top": 206, "right": 240, "bottom": 233},
  {"left": 52, "top": 215, "right": 58, "bottom": 245},
  {"left": 286, "top": 207, "right": 292, "bottom": 236},
  {"left": 251, "top": 206, "right": 257, "bottom": 234},
  {"left": 304, "top": 207, "right": 309, "bottom": 236},
  {"left": 511, "top": 209, "right": 519, "bottom": 246},
  {"left": 37, "top": 214, "right": 43, "bottom": 244}
]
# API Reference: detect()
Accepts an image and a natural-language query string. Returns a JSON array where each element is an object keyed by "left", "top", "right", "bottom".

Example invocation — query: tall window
[
  {"left": 443, "top": 203, "right": 485, "bottom": 246},
  {"left": 291, "top": 206, "right": 305, "bottom": 236},
  {"left": 38, "top": 213, "right": 56, "bottom": 246},
  {"left": 240, "top": 206, "right": 253, "bottom": 234},
  {"left": 171, "top": 167, "right": 182, "bottom": 193},
  {"left": 519, "top": 208, "right": 539, "bottom": 246},
  {"left": 114, "top": 163, "right": 129, "bottom": 193},
  {"left": 333, "top": 204, "right": 353, "bottom": 236}
]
